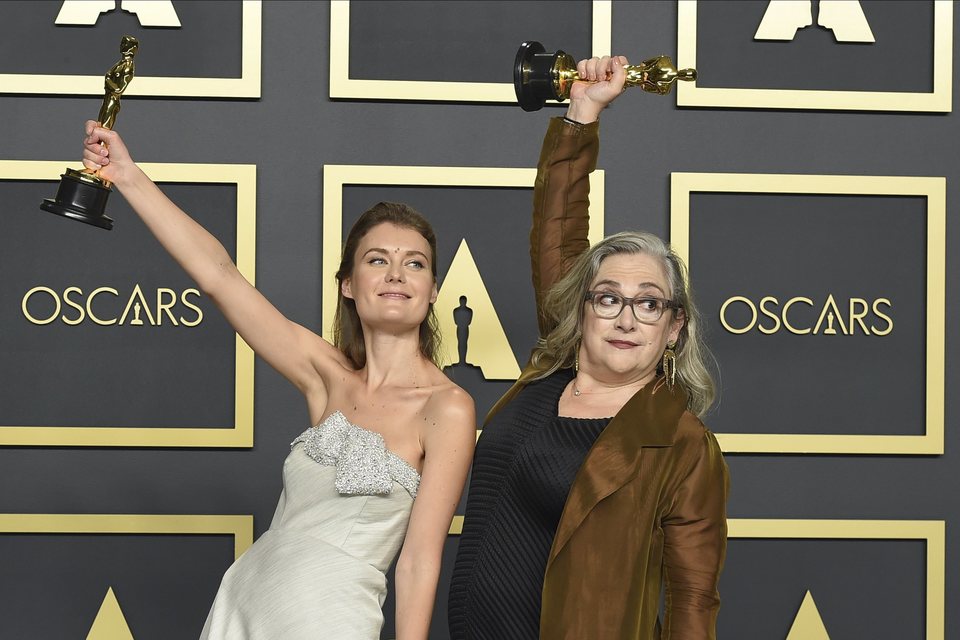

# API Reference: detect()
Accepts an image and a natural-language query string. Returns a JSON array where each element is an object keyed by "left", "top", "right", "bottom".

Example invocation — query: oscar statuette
[
  {"left": 513, "top": 41, "right": 697, "bottom": 112},
  {"left": 40, "top": 35, "right": 139, "bottom": 230}
]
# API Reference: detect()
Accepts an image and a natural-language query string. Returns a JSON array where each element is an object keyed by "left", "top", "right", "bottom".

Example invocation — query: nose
[
  {"left": 386, "top": 263, "right": 404, "bottom": 283},
  {"left": 614, "top": 304, "right": 637, "bottom": 331}
]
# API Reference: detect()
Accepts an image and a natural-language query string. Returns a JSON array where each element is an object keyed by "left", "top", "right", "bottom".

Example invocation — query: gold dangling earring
[
  {"left": 573, "top": 342, "right": 582, "bottom": 396},
  {"left": 662, "top": 343, "right": 677, "bottom": 389}
]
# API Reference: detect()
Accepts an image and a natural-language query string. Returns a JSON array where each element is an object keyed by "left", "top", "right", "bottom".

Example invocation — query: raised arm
[
  {"left": 393, "top": 388, "right": 476, "bottom": 639},
  {"left": 530, "top": 56, "right": 628, "bottom": 336},
  {"left": 82, "top": 122, "right": 340, "bottom": 403}
]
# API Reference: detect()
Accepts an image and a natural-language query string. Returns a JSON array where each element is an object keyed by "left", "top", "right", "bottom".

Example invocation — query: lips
[
  {"left": 606, "top": 339, "right": 639, "bottom": 349},
  {"left": 378, "top": 291, "right": 411, "bottom": 299}
]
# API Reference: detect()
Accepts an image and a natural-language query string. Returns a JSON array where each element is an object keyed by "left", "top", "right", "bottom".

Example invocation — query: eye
[
  {"left": 367, "top": 256, "right": 387, "bottom": 265},
  {"left": 635, "top": 297, "right": 662, "bottom": 312},
  {"left": 595, "top": 292, "right": 621, "bottom": 307},
  {"left": 406, "top": 260, "right": 425, "bottom": 270}
]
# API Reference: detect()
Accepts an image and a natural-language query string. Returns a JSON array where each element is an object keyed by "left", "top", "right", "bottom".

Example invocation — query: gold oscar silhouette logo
[
  {"left": 718, "top": 294, "right": 892, "bottom": 336},
  {"left": 755, "top": 0, "right": 875, "bottom": 43},
  {"left": 434, "top": 240, "right": 520, "bottom": 380},
  {"left": 55, "top": 1, "right": 181, "bottom": 27},
  {"left": 21, "top": 284, "right": 204, "bottom": 327}
]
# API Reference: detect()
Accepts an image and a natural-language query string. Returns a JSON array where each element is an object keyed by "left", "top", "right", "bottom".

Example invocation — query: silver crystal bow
[{"left": 291, "top": 411, "right": 420, "bottom": 498}]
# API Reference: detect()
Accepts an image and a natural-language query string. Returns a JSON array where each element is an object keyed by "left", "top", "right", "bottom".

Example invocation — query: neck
[
  {"left": 360, "top": 325, "right": 427, "bottom": 387},
  {"left": 572, "top": 367, "right": 654, "bottom": 397}
]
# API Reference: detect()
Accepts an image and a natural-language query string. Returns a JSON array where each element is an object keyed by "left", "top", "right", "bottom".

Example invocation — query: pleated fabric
[{"left": 448, "top": 370, "right": 608, "bottom": 639}]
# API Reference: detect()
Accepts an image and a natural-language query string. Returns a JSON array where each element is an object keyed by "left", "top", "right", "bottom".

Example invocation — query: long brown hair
[{"left": 333, "top": 202, "right": 442, "bottom": 369}]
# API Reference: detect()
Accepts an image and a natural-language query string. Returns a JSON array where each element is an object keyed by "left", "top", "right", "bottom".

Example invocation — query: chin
[{"left": 601, "top": 360, "right": 657, "bottom": 378}]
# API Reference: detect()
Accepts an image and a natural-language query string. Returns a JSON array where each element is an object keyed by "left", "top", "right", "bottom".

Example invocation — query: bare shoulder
[
  {"left": 425, "top": 381, "right": 476, "bottom": 431},
  {"left": 416, "top": 378, "right": 476, "bottom": 454}
]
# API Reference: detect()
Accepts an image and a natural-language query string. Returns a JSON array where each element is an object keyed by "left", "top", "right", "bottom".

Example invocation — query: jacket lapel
[{"left": 546, "top": 377, "right": 688, "bottom": 569}]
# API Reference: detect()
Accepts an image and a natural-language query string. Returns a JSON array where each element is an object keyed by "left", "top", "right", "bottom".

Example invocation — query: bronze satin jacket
[{"left": 487, "top": 117, "right": 729, "bottom": 639}]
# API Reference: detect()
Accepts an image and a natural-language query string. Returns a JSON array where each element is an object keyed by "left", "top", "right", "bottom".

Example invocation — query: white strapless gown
[{"left": 200, "top": 411, "right": 421, "bottom": 639}]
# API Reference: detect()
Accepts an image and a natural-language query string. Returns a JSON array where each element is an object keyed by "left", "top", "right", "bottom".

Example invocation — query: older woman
[{"left": 448, "top": 56, "right": 728, "bottom": 639}]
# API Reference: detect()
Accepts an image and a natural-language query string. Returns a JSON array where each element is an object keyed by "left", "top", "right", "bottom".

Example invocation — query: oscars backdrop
[{"left": 0, "top": 1, "right": 956, "bottom": 638}]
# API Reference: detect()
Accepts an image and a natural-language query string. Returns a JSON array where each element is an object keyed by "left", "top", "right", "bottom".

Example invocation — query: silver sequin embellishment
[{"left": 291, "top": 411, "right": 421, "bottom": 498}]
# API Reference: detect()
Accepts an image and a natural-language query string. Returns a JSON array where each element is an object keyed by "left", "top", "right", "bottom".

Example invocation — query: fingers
[
  {"left": 609, "top": 56, "right": 627, "bottom": 93},
  {"left": 83, "top": 144, "right": 107, "bottom": 166},
  {"left": 577, "top": 56, "right": 609, "bottom": 82},
  {"left": 84, "top": 124, "right": 117, "bottom": 147},
  {"left": 81, "top": 121, "right": 120, "bottom": 171},
  {"left": 576, "top": 55, "right": 628, "bottom": 82}
]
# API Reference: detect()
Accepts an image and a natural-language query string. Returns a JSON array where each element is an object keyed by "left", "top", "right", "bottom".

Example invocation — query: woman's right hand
[
  {"left": 565, "top": 55, "right": 629, "bottom": 124},
  {"left": 82, "top": 120, "right": 137, "bottom": 187}
]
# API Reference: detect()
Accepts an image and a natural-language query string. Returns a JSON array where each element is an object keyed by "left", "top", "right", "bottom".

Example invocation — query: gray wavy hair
[{"left": 530, "top": 231, "right": 716, "bottom": 417}]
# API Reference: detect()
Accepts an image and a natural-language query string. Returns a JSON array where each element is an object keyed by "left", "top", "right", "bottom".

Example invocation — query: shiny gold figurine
[
  {"left": 514, "top": 41, "right": 697, "bottom": 112},
  {"left": 40, "top": 35, "right": 140, "bottom": 230},
  {"left": 98, "top": 35, "right": 139, "bottom": 130}
]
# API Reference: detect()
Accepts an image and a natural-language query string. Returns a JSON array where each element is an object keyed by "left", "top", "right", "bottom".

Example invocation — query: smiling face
[
  {"left": 341, "top": 222, "right": 438, "bottom": 332},
  {"left": 578, "top": 252, "right": 685, "bottom": 385}
]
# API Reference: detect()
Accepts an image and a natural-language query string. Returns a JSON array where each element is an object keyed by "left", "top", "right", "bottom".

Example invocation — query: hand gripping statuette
[
  {"left": 40, "top": 35, "right": 139, "bottom": 230},
  {"left": 513, "top": 41, "right": 696, "bottom": 112}
]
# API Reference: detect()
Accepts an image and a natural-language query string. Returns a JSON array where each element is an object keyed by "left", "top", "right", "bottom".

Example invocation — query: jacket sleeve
[
  {"left": 660, "top": 429, "right": 729, "bottom": 639},
  {"left": 530, "top": 117, "right": 599, "bottom": 337}
]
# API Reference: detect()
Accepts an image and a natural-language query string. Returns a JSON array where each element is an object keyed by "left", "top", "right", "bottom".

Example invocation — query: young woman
[{"left": 81, "top": 123, "right": 476, "bottom": 640}]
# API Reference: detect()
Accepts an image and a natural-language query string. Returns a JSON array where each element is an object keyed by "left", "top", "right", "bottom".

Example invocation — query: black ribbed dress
[{"left": 448, "top": 370, "right": 609, "bottom": 639}]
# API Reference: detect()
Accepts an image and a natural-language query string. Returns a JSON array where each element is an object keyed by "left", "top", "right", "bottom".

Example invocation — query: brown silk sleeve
[
  {"left": 660, "top": 430, "right": 730, "bottom": 639},
  {"left": 530, "top": 117, "right": 600, "bottom": 337}
]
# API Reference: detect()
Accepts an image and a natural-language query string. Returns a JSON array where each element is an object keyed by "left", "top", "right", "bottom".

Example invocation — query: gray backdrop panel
[{"left": 0, "top": 1, "right": 956, "bottom": 639}]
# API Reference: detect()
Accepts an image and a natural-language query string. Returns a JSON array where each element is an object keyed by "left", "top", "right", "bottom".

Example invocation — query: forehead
[
  {"left": 591, "top": 253, "right": 670, "bottom": 291},
  {"left": 356, "top": 223, "right": 431, "bottom": 255}
]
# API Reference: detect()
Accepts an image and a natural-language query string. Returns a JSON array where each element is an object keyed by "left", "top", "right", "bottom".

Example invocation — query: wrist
[
  {"left": 111, "top": 162, "right": 144, "bottom": 192},
  {"left": 564, "top": 99, "right": 603, "bottom": 124}
]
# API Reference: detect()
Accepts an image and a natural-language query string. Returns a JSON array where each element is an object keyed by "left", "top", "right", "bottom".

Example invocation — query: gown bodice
[{"left": 274, "top": 410, "right": 421, "bottom": 573}]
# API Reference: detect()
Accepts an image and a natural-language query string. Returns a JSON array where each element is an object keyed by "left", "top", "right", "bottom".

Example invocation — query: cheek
[{"left": 580, "top": 316, "right": 607, "bottom": 344}]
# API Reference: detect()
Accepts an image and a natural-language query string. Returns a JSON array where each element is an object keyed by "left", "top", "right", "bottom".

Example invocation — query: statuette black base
[
  {"left": 514, "top": 41, "right": 570, "bottom": 112},
  {"left": 40, "top": 170, "right": 114, "bottom": 230}
]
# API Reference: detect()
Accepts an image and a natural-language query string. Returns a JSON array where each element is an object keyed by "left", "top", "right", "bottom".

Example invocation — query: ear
[
  {"left": 668, "top": 308, "right": 686, "bottom": 344},
  {"left": 429, "top": 280, "right": 438, "bottom": 304},
  {"left": 341, "top": 278, "right": 353, "bottom": 300}
]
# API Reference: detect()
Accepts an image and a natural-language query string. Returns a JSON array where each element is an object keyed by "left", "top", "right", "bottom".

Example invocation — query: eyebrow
[
  {"left": 362, "top": 248, "right": 430, "bottom": 261},
  {"left": 592, "top": 279, "right": 666, "bottom": 295}
]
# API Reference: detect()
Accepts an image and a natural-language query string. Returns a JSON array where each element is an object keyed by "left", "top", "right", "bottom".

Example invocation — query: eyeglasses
[{"left": 584, "top": 291, "right": 681, "bottom": 324}]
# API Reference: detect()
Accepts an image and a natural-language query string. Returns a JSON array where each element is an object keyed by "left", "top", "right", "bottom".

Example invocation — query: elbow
[
  {"left": 394, "top": 552, "right": 441, "bottom": 586},
  {"left": 196, "top": 259, "right": 238, "bottom": 300}
]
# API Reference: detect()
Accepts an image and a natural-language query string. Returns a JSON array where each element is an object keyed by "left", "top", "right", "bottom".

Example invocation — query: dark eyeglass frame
[{"left": 584, "top": 291, "right": 682, "bottom": 324}]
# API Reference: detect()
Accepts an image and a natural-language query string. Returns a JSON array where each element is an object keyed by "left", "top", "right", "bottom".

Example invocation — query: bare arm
[
  {"left": 82, "top": 122, "right": 341, "bottom": 400},
  {"left": 661, "top": 428, "right": 729, "bottom": 639},
  {"left": 530, "top": 56, "right": 628, "bottom": 336},
  {"left": 393, "top": 388, "right": 476, "bottom": 639}
]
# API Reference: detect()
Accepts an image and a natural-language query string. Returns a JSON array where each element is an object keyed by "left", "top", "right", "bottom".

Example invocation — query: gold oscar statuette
[
  {"left": 513, "top": 41, "right": 697, "bottom": 112},
  {"left": 40, "top": 35, "right": 139, "bottom": 230}
]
